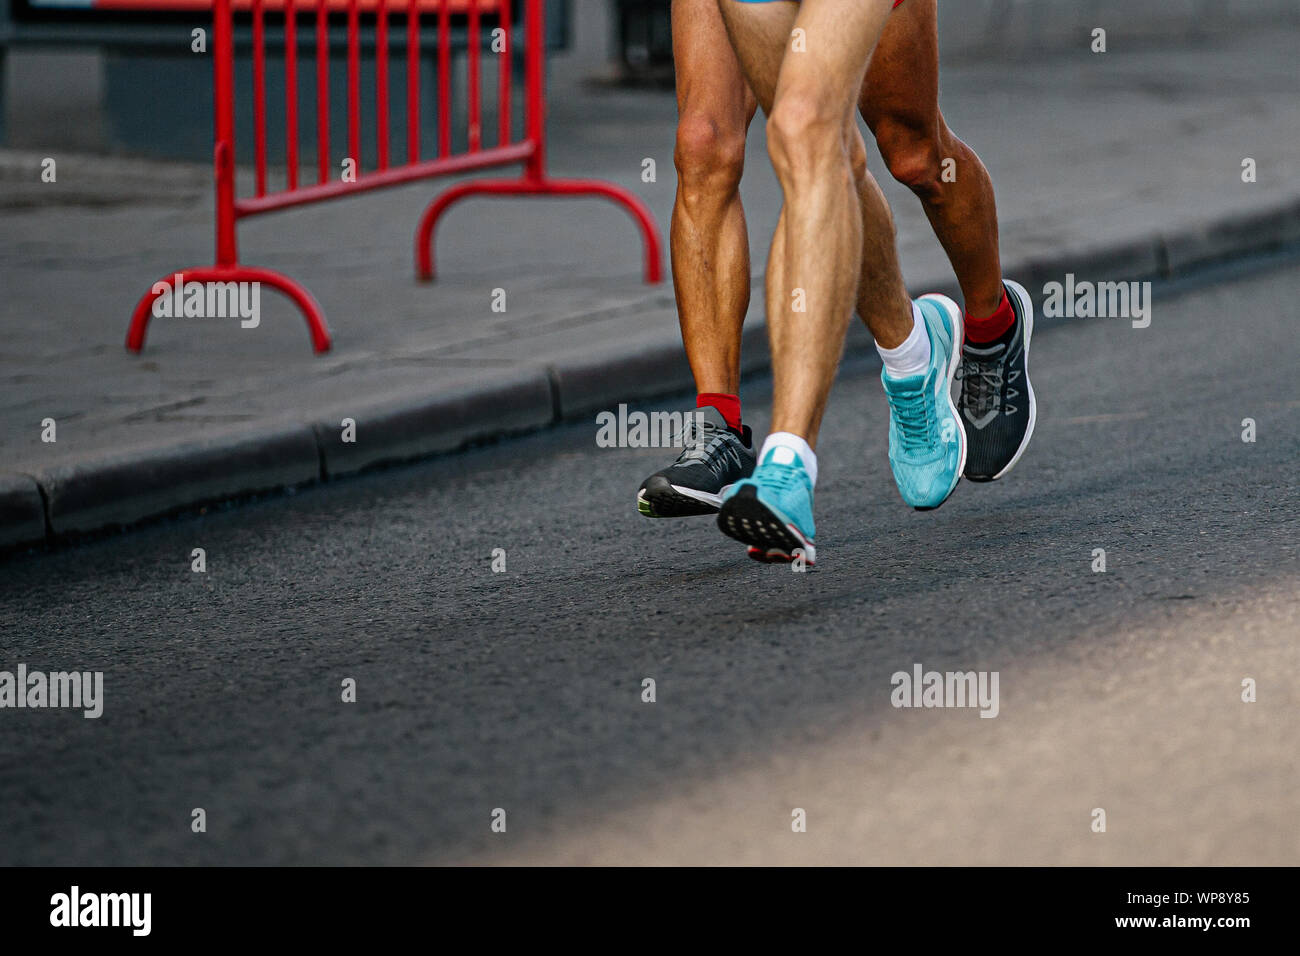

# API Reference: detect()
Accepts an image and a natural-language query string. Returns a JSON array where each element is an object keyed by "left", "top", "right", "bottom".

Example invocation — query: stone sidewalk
[{"left": 2, "top": 25, "right": 1299, "bottom": 549}]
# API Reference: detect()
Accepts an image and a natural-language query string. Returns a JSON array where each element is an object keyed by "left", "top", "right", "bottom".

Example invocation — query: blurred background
[{"left": 5, "top": 0, "right": 1299, "bottom": 157}]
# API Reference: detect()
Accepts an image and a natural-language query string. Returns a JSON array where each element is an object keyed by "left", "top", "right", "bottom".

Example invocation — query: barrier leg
[
  {"left": 127, "top": 265, "right": 332, "bottom": 354},
  {"left": 415, "top": 177, "right": 663, "bottom": 284}
]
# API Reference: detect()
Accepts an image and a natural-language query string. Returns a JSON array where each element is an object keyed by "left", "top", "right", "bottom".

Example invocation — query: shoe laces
[
  {"left": 957, "top": 345, "right": 1005, "bottom": 417},
  {"left": 759, "top": 460, "right": 805, "bottom": 493},
  {"left": 887, "top": 379, "right": 936, "bottom": 454},
  {"left": 673, "top": 416, "right": 724, "bottom": 464}
]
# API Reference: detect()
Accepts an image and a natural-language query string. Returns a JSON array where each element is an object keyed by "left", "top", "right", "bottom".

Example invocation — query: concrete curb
[
  {"left": 1164, "top": 197, "right": 1300, "bottom": 276},
  {"left": 35, "top": 424, "right": 320, "bottom": 537},
  {"left": 3, "top": 196, "right": 1299, "bottom": 555},
  {"left": 312, "top": 368, "right": 555, "bottom": 478},
  {"left": 0, "top": 473, "right": 46, "bottom": 549},
  {"left": 549, "top": 332, "right": 694, "bottom": 420}
]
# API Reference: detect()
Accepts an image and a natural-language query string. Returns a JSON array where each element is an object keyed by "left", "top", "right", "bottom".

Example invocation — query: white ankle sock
[
  {"left": 875, "top": 302, "right": 931, "bottom": 379},
  {"left": 759, "top": 432, "right": 818, "bottom": 487}
]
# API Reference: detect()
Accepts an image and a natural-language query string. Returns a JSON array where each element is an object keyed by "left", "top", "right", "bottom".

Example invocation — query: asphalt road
[{"left": 1, "top": 258, "right": 1297, "bottom": 866}]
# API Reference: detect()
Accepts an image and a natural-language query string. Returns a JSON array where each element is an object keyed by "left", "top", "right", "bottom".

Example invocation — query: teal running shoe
[
  {"left": 718, "top": 445, "right": 817, "bottom": 565},
  {"left": 882, "top": 294, "right": 967, "bottom": 510}
]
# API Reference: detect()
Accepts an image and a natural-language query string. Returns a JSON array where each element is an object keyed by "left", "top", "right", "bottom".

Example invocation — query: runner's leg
[
  {"left": 861, "top": 0, "right": 1037, "bottom": 482},
  {"left": 713, "top": 0, "right": 928, "bottom": 563},
  {"left": 859, "top": 0, "right": 1003, "bottom": 318},
  {"left": 720, "top": 0, "right": 908, "bottom": 447},
  {"left": 671, "top": 0, "right": 759, "bottom": 398},
  {"left": 634, "top": 0, "right": 761, "bottom": 520}
]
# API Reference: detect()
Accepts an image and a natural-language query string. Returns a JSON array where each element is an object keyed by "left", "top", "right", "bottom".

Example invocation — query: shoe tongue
[
  {"left": 885, "top": 370, "right": 927, "bottom": 391},
  {"left": 693, "top": 405, "right": 729, "bottom": 431},
  {"left": 764, "top": 446, "right": 800, "bottom": 467}
]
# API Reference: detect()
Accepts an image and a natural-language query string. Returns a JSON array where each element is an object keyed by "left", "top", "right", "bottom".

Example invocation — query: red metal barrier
[{"left": 127, "top": 0, "right": 664, "bottom": 354}]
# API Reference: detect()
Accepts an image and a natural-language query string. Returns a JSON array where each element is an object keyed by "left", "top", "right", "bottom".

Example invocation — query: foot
[
  {"left": 881, "top": 295, "right": 967, "bottom": 510},
  {"left": 717, "top": 446, "right": 816, "bottom": 565},
  {"left": 637, "top": 406, "right": 755, "bottom": 517},
  {"left": 957, "top": 279, "right": 1037, "bottom": 481}
]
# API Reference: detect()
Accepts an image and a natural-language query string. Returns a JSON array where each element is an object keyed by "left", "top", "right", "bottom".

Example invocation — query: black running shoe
[
  {"left": 956, "top": 279, "right": 1037, "bottom": 481},
  {"left": 637, "top": 406, "right": 755, "bottom": 517}
]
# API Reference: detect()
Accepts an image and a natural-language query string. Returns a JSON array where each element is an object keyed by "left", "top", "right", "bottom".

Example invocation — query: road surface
[{"left": 2, "top": 257, "right": 1297, "bottom": 865}]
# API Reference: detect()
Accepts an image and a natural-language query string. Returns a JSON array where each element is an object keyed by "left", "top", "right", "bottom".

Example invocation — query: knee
[
  {"left": 674, "top": 111, "right": 747, "bottom": 201},
  {"left": 874, "top": 118, "right": 946, "bottom": 200},
  {"left": 766, "top": 94, "right": 846, "bottom": 187}
]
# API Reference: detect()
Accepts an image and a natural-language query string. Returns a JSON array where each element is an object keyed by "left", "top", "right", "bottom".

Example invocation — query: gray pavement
[
  {"left": 0, "top": 255, "right": 1296, "bottom": 866},
  {"left": 3, "top": 25, "right": 1300, "bottom": 547}
]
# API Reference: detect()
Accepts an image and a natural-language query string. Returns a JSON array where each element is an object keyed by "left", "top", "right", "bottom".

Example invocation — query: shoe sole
[
  {"left": 913, "top": 293, "right": 968, "bottom": 511},
  {"left": 717, "top": 486, "right": 816, "bottom": 566},
  {"left": 965, "top": 278, "right": 1038, "bottom": 482},
  {"left": 637, "top": 477, "right": 727, "bottom": 518}
]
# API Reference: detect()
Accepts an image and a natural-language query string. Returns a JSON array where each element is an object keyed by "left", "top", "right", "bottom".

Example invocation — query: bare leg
[
  {"left": 847, "top": 123, "right": 914, "bottom": 348},
  {"left": 719, "top": 0, "right": 909, "bottom": 447},
  {"left": 670, "top": 0, "right": 759, "bottom": 396},
  {"left": 860, "top": 0, "right": 1003, "bottom": 317}
]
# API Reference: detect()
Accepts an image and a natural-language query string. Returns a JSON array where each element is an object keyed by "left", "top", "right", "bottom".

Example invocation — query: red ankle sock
[
  {"left": 697, "top": 393, "right": 742, "bottom": 432},
  {"left": 965, "top": 290, "right": 1015, "bottom": 344}
]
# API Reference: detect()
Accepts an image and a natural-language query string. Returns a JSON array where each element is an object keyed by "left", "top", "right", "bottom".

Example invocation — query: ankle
[
  {"left": 876, "top": 302, "right": 931, "bottom": 378},
  {"left": 759, "top": 432, "right": 818, "bottom": 487},
  {"left": 697, "top": 392, "right": 742, "bottom": 432},
  {"left": 965, "top": 287, "right": 1015, "bottom": 344}
]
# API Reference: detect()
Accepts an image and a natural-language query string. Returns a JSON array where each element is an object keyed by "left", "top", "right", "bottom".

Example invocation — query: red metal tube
[
  {"left": 238, "top": 141, "right": 535, "bottom": 217},
  {"left": 347, "top": 0, "right": 360, "bottom": 171},
  {"left": 437, "top": 0, "right": 449, "bottom": 156},
  {"left": 253, "top": 0, "right": 267, "bottom": 196},
  {"left": 214, "top": 0, "right": 237, "bottom": 264},
  {"left": 128, "top": 263, "right": 331, "bottom": 355},
  {"left": 316, "top": 0, "right": 329, "bottom": 184},
  {"left": 285, "top": 0, "right": 299, "bottom": 190},
  {"left": 406, "top": 0, "right": 419, "bottom": 162},
  {"left": 524, "top": 0, "right": 543, "bottom": 180},
  {"left": 376, "top": 0, "right": 390, "bottom": 169},
  {"left": 467, "top": 0, "right": 480, "bottom": 151},
  {"left": 415, "top": 173, "right": 663, "bottom": 285},
  {"left": 497, "top": 0, "right": 511, "bottom": 145},
  {"left": 130, "top": 0, "right": 667, "bottom": 359}
]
